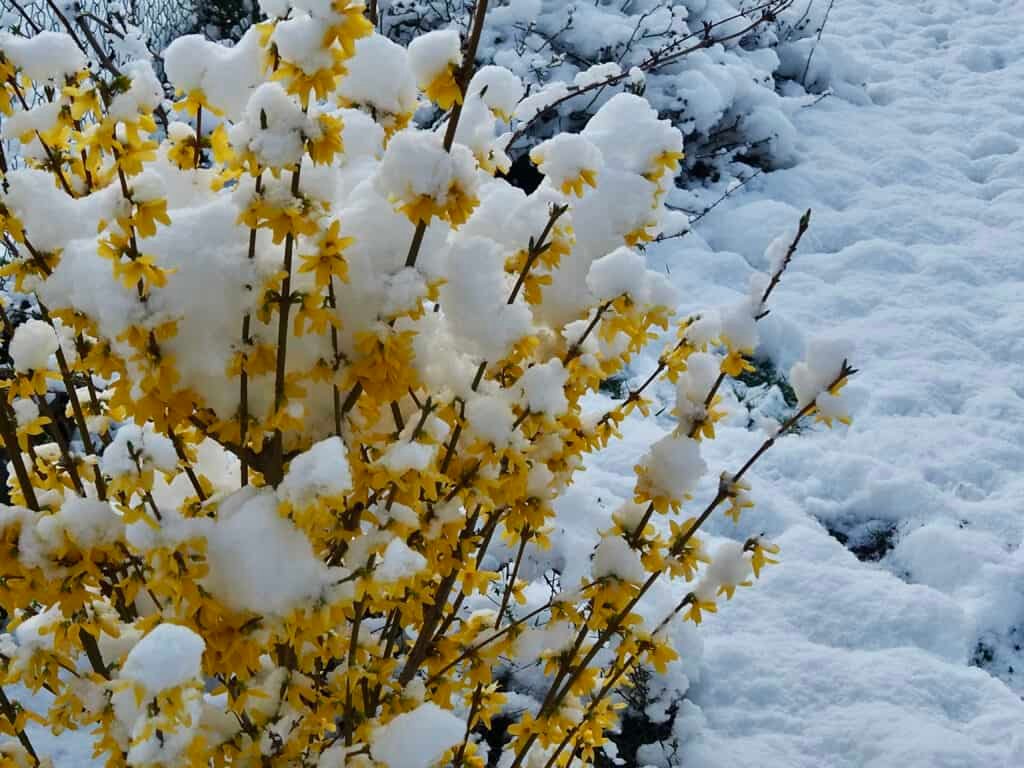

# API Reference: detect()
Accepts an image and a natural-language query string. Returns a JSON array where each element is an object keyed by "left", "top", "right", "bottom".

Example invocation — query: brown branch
[
  {"left": 0, "top": 686, "right": 38, "bottom": 764},
  {"left": 564, "top": 300, "right": 613, "bottom": 364},
  {"left": 0, "top": 398, "right": 38, "bottom": 511},
  {"left": 406, "top": 0, "right": 491, "bottom": 269},
  {"left": 507, "top": 203, "right": 568, "bottom": 304},
  {"left": 756, "top": 208, "right": 811, "bottom": 318},
  {"left": 268, "top": 167, "right": 303, "bottom": 485},
  {"left": 8, "top": 0, "right": 43, "bottom": 34},
  {"left": 239, "top": 171, "right": 264, "bottom": 485}
]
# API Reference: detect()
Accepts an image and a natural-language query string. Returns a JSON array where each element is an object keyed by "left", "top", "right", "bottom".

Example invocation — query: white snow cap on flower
[
  {"left": 586, "top": 246, "right": 647, "bottom": 301},
  {"left": 720, "top": 297, "right": 759, "bottom": 353},
  {"left": 0, "top": 31, "right": 86, "bottom": 81},
  {"left": 815, "top": 390, "right": 851, "bottom": 424},
  {"left": 377, "top": 536, "right": 427, "bottom": 583},
  {"left": 683, "top": 311, "right": 723, "bottom": 349},
  {"left": 280, "top": 436, "right": 353, "bottom": 508},
  {"left": 2, "top": 101, "right": 61, "bottom": 145},
  {"left": 530, "top": 133, "right": 603, "bottom": 193},
  {"left": 677, "top": 352, "right": 720, "bottom": 407},
  {"left": 465, "top": 393, "right": 516, "bottom": 446},
  {"left": 231, "top": 82, "right": 310, "bottom": 168},
  {"left": 162, "top": 35, "right": 211, "bottom": 91},
  {"left": 121, "top": 623, "right": 205, "bottom": 695},
  {"left": 107, "top": 61, "right": 163, "bottom": 122},
  {"left": 377, "top": 129, "right": 450, "bottom": 201},
  {"left": 518, "top": 360, "right": 569, "bottom": 417},
  {"left": 696, "top": 540, "right": 752, "bottom": 600},
  {"left": 440, "top": 236, "right": 533, "bottom": 361},
  {"left": 408, "top": 29, "right": 462, "bottom": 86},
  {"left": 582, "top": 93, "right": 682, "bottom": 176},
  {"left": 638, "top": 434, "right": 706, "bottom": 501},
  {"left": 128, "top": 171, "right": 167, "bottom": 204},
  {"left": 163, "top": 28, "right": 264, "bottom": 120},
  {"left": 272, "top": 14, "right": 337, "bottom": 74},
  {"left": 790, "top": 337, "right": 854, "bottom": 408},
  {"left": 12, "top": 604, "right": 61, "bottom": 652},
  {"left": 115, "top": 623, "right": 206, "bottom": 765},
  {"left": 380, "top": 441, "right": 436, "bottom": 474},
  {"left": 612, "top": 501, "right": 650, "bottom": 534},
  {"left": 36, "top": 498, "right": 123, "bottom": 551},
  {"left": 468, "top": 65, "right": 524, "bottom": 119},
  {"left": 10, "top": 398, "right": 38, "bottom": 427},
  {"left": 339, "top": 34, "right": 418, "bottom": 116},
  {"left": 371, "top": 702, "right": 466, "bottom": 768},
  {"left": 101, "top": 423, "right": 179, "bottom": 478},
  {"left": 203, "top": 487, "right": 338, "bottom": 615},
  {"left": 167, "top": 121, "right": 195, "bottom": 143},
  {"left": 592, "top": 535, "right": 645, "bottom": 584},
  {"left": 9, "top": 318, "right": 58, "bottom": 372}
]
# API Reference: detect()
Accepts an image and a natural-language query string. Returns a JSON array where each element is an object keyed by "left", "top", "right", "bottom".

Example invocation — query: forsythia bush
[{"left": 0, "top": 1, "right": 855, "bottom": 766}]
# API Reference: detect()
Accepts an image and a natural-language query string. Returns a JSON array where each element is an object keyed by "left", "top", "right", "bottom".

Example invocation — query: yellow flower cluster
[{"left": 0, "top": 4, "right": 855, "bottom": 767}]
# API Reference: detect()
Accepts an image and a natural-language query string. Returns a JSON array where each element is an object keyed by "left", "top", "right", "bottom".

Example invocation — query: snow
[
  {"left": 376, "top": 130, "right": 479, "bottom": 220},
  {"left": 339, "top": 34, "right": 418, "bottom": 117},
  {"left": 439, "top": 234, "right": 533, "bottom": 361},
  {"left": 280, "top": 436, "right": 354, "bottom": 508},
  {"left": 120, "top": 623, "right": 205, "bottom": 695},
  {"left": 517, "top": 359, "right": 569, "bottom": 417},
  {"left": 0, "top": 31, "right": 85, "bottom": 81},
  {"left": 575, "top": 63, "right": 622, "bottom": 89},
  {"left": 592, "top": 535, "right": 645, "bottom": 584},
  {"left": 586, "top": 246, "right": 647, "bottom": 302},
  {"left": 203, "top": 487, "right": 338, "bottom": 615},
  {"left": 790, "top": 337, "right": 854, "bottom": 408},
  {"left": 35, "top": 498, "right": 123, "bottom": 550},
  {"left": 272, "top": 14, "right": 338, "bottom": 74},
  {"left": 379, "top": 440, "right": 436, "bottom": 474},
  {"left": 467, "top": 65, "right": 524, "bottom": 119},
  {"left": 231, "top": 82, "right": 310, "bottom": 168},
  {"left": 163, "top": 28, "right": 265, "bottom": 120},
  {"left": 9, "top": 398, "right": 39, "bottom": 427},
  {"left": 407, "top": 29, "right": 461, "bottom": 85},
  {"left": 8, "top": 318, "right": 58, "bottom": 372},
  {"left": 465, "top": 393, "right": 516, "bottom": 447},
  {"left": 370, "top": 702, "right": 466, "bottom": 768},
  {"left": 106, "top": 61, "right": 163, "bottom": 122},
  {"left": 636, "top": 434, "right": 707, "bottom": 502},
  {"left": 377, "top": 536, "right": 428, "bottom": 583},
  {"left": 529, "top": 133, "right": 603, "bottom": 194},
  {"left": 100, "top": 422, "right": 178, "bottom": 478}
]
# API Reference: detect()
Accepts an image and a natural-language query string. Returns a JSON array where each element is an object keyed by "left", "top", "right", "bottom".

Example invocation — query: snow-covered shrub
[
  {"left": 0, "top": 3, "right": 854, "bottom": 766},
  {"left": 378, "top": 0, "right": 830, "bottom": 183}
]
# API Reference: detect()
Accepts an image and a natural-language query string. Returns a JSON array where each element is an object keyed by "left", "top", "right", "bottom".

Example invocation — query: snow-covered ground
[{"left": 588, "top": 0, "right": 1024, "bottom": 764}]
